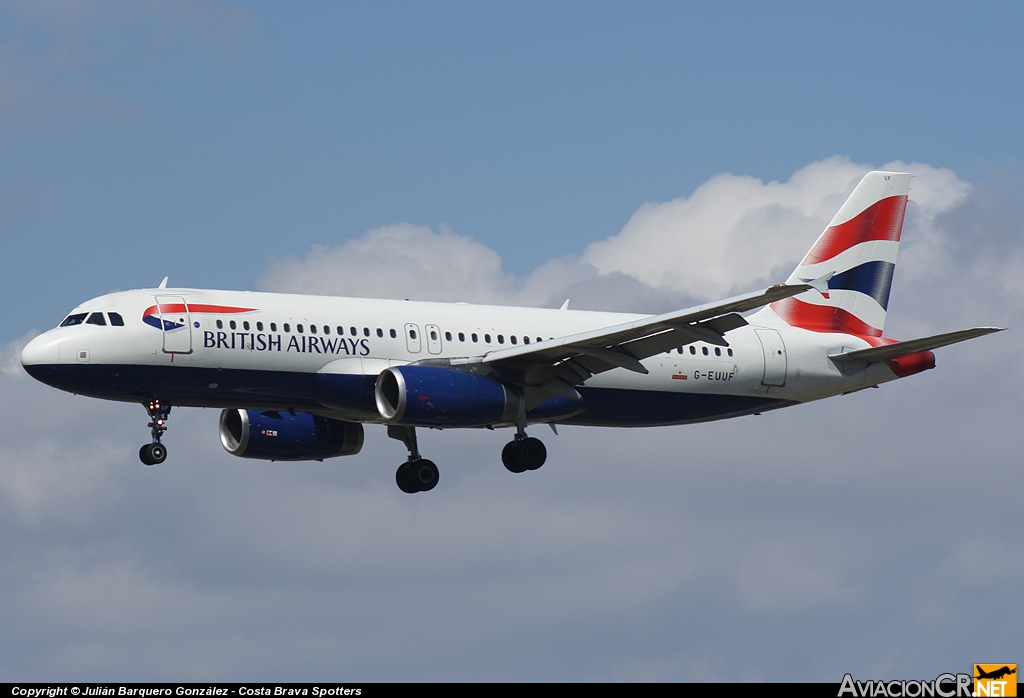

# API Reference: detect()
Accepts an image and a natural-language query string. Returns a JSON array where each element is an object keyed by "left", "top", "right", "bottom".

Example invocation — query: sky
[{"left": 1, "top": 0, "right": 1022, "bottom": 682}]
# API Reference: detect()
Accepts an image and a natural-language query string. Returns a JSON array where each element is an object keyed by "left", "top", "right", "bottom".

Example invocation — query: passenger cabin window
[
  {"left": 350, "top": 327, "right": 357, "bottom": 336},
  {"left": 727, "top": 348, "right": 734, "bottom": 357},
  {"left": 497, "top": 335, "right": 504, "bottom": 344},
  {"left": 363, "top": 327, "right": 370, "bottom": 337},
  {"left": 689, "top": 346, "right": 696, "bottom": 355},
  {"left": 390, "top": 329, "right": 397, "bottom": 338},
  {"left": 458, "top": 332, "right": 465, "bottom": 342},
  {"left": 60, "top": 313, "right": 88, "bottom": 327},
  {"left": 524, "top": 336, "right": 530, "bottom": 344},
  {"left": 216, "top": 319, "right": 223, "bottom": 329},
  {"left": 270, "top": 323, "right": 277, "bottom": 332},
  {"left": 715, "top": 347, "right": 721, "bottom": 356},
  {"left": 377, "top": 328, "right": 384, "bottom": 337},
  {"left": 409, "top": 329, "right": 417, "bottom": 339},
  {"left": 445, "top": 331, "right": 452, "bottom": 341},
  {"left": 297, "top": 324, "right": 304, "bottom": 333},
  {"left": 511, "top": 336, "right": 517, "bottom": 344},
  {"left": 284, "top": 323, "right": 291, "bottom": 333},
  {"left": 257, "top": 322, "right": 264, "bottom": 331},
  {"left": 702, "top": 346, "right": 709, "bottom": 355},
  {"left": 230, "top": 320, "right": 236, "bottom": 330},
  {"left": 484, "top": 334, "right": 491, "bottom": 344},
  {"left": 242, "top": 321, "right": 249, "bottom": 331},
  {"left": 108, "top": 312, "right": 125, "bottom": 326},
  {"left": 324, "top": 326, "right": 330, "bottom": 334},
  {"left": 430, "top": 329, "right": 438, "bottom": 341},
  {"left": 86, "top": 312, "right": 106, "bottom": 326},
  {"left": 310, "top": 325, "right": 317, "bottom": 334},
  {"left": 471, "top": 333, "right": 478, "bottom": 343}
]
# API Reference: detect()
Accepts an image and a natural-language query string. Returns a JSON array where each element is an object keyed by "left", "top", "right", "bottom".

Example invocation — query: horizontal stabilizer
[{"left": 830, "top": 327, "right": 1004, "bottom": 364}]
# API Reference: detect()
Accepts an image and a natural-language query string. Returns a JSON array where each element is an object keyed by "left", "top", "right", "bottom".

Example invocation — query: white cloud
[
  {"left": 581, "top": 156, "right": 976, "bottom": 300},
  {"left": 258, "top": 223, "right": 518, "bottom": 303},
  {"left": 260, "top": 157, "right": 982, "bottom": 317}
]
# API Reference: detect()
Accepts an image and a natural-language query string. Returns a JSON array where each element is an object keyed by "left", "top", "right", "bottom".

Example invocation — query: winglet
[
  {"left": 560, "top": 299, "right": 570, "bottom": 311},
  {"left": 803, "top": 271, "right": 834, "bottom": 296},
  {"left": 158, "top": 277, "right": 169, "bottom": 289}
]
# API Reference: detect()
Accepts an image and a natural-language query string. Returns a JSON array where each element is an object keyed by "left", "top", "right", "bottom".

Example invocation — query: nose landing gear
[{"left": 139, "top": 399, "right": 170, "bottom": 466}]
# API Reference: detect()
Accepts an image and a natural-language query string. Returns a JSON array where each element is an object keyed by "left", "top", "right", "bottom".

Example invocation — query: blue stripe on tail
[{"left": 827, "top": 261, "right": 895, "bottom": 310}]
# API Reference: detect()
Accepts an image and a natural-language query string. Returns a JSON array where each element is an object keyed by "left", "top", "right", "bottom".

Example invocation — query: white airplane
[{"left": 20, "top": 171, "right": 1001, "bottom": 493}]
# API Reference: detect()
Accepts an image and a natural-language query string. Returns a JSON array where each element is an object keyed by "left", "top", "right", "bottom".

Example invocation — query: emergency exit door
[{"left": 755, "top": 329, "right": 787, "bottom": 387}]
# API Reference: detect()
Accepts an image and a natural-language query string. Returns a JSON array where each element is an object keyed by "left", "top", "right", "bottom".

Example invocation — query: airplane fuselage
[{"left": 22, "top": 287, "right": 903, "bottom": 428}]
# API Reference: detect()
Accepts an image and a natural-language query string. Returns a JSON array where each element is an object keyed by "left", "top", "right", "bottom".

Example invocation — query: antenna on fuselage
[{"left": 158, "top": 277, "right": 169, "bottom": 289}]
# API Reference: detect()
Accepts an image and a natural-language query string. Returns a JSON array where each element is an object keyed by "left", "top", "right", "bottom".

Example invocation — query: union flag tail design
[{"left": 769, "top": 170, "right": 912, "bottom": 337}]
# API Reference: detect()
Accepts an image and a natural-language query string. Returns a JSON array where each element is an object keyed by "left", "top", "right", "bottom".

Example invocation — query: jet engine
[
  {"left": 219, "top": 409, "right": 363, "bottom": 461},
  {"left": 375, "top": 365, "right": 523, "bottom": 427}
]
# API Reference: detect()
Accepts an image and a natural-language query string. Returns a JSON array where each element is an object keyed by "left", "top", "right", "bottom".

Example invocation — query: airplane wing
[
  {"left": 451, "top": 283, "right": 812, "bottom": 402},
  {"left": 830, "top": 327, "right": 1004, "bottom": 364}
]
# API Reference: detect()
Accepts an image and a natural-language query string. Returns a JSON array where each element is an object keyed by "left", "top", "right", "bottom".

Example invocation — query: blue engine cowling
[
  {"left": 219, "top": 409, "right": 364, "bottom": 461},
  {"left": 375, "top": 365, "right": 524, "bottom": 427}
]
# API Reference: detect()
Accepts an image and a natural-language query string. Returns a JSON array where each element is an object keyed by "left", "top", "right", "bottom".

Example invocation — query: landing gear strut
[
  {"left": 388, "top": 425, "right": 438, "bottom": 494},
  {"left": 502, "top": 421, "right": 547, "bottom": 474},
  {"left": 139, "top": 399, "right": 170, "bottom": 466}
]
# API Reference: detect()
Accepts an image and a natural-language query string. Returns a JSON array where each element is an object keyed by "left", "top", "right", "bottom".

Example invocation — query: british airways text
[{"left": 203, "top": 331, "right": 370, "bottom": 356}]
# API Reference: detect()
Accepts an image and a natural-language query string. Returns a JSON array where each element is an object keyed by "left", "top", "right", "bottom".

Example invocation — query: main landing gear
[
  {"left": 386, "top": 422, "right": 548, "bottom": 493},
  {"left": 502, "top": 422, "right": 547, "bottom": 474},
  {"left": 388, "top": 425, "right": 439, "bottom": 494},
  {"left": 139, "top": 399, "right": 170, "bottom": 466}
]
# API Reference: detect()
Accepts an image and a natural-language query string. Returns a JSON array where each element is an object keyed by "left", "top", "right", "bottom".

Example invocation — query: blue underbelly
[{"left": 23, "top": 363, "right": 794, "bottom": 426}]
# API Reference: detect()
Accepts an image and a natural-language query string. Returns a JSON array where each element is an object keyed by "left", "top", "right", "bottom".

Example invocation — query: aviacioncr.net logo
[
  {"left": 838, "top": 673, "right": 973, "bottom": 698},
  {"left": 974, "top": 665, "right": 1017, "bottom": 698}
]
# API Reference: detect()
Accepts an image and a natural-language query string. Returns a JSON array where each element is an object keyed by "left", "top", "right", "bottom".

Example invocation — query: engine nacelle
[
  {"left": 375, "top": 365, "right": 523, "bottom": 427},
  {"left": 219, "top": 409, "right": 364, "bottom": 461}
]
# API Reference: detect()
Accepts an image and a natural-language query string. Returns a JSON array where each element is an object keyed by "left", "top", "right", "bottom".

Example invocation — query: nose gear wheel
[{"left": 139, "top": 399, "right": 171, "bottom": 466}]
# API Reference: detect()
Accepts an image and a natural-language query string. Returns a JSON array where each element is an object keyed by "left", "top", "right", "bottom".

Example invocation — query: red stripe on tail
[
  {"left": 801, "top": 195, "right": 908, "bottom": 266},
  {"left": 770, "top": 297, "right": 883, "bottom": 337}
]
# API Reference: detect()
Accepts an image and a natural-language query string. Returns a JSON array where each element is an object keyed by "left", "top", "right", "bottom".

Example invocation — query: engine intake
[
  {"left": 219, "top": 409, "right": 363, "bottom": 461},
  {"left": 375, "top": 365, "right": 523, "bottom": 427}
]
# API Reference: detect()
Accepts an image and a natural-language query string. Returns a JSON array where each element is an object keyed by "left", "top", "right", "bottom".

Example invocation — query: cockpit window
[
  {"left": 86, "top": 312, "right": 107, "bottom": 326},
  {"left": 108, "top": 312, "right": 125, "bottom": 326},
  {"left": 60, "top": 313, "right": 88, "bottom": 327}
]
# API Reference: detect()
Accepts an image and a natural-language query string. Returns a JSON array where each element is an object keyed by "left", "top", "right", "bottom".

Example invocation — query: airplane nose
[{"left": 21, "top": 333, "right": 60, "bottom": 367}]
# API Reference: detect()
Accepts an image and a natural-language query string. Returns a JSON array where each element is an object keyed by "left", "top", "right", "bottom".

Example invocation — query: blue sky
[
  {"left": 1, "top": 1, "right": 1022, "bottom": 682},
  {"left": 3, "top": 2, "right": 1023, "bottom": 338}
]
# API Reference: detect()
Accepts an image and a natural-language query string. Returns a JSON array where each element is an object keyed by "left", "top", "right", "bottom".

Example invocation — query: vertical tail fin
[{"left": 768, "top": 170, "right": 912, "bottom": 337}]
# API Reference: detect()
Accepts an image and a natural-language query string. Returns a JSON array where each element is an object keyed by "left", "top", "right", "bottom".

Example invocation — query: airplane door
[
  {"left": 755, "top": 329, "right": 787, "bottom": 387},
  {"left": 155, "top": 295, "right": 192, "bottom": 354},
  {"left": 405, "top": 323, "right": 421, "bottom": 354},
  {"left": 425, "top": 324, "right": 442, "bottom": 354}
]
